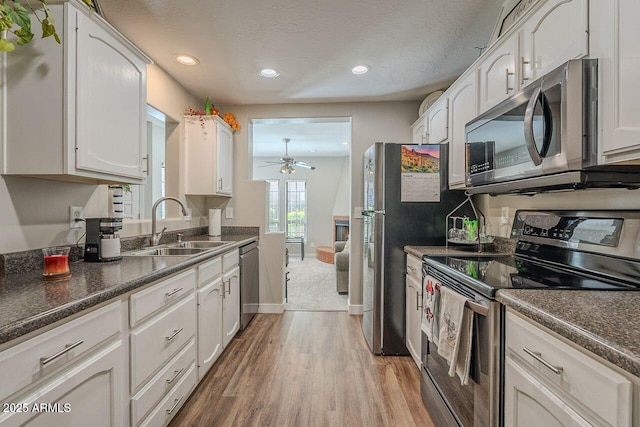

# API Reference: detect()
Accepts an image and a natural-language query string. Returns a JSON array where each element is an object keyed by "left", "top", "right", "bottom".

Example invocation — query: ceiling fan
[{"left": 261, "top": 138, "right": 316, "bottom": 174}]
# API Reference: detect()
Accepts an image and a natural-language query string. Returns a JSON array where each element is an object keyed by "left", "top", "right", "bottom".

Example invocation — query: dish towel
[
  {"left": 421, "top": 277, "right": 441, "bottom": 343},
  {"left": 437, "top": 285, "right": 474, "bottom": 385}
]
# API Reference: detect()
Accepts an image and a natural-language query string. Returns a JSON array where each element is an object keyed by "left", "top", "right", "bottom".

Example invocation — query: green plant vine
[{"left": 0, "top": 0, "right": 61, "bottom": 52}]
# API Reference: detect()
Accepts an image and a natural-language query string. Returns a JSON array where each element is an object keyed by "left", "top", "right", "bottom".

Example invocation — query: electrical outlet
[
  {"left": 225, "top": 207, "right": 233, "bottom": 219},
  {"left": 69, "top": 206, "right": 84, "bottom": 229}
]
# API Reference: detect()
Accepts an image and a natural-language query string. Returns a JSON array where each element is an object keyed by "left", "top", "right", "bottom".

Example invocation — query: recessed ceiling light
[
  {"left": 175, "top": 54, "right": 199, "bottom": 66},
  {"left": 351, "top": 65, "right": 370, "bottom": 75},
  {"left": 310, "top": 149, "right": 317, "bottom": 153},
  {"left": 259, "top": 68, "right": 280, "bottom": 78},
  {"left": 342, "top": 141, "right": 350, "bottom": 145}
]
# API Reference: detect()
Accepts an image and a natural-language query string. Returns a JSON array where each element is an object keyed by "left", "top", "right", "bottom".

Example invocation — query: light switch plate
[
  {"left": 354, "top": 207, "right": 363, "bottom": 219},
  {"left": 225, "top": 207, "right": 233, "bottom": 219}
]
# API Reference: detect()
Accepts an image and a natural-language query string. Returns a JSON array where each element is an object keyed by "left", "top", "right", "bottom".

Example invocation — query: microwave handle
[{"left": 524, "top": 87, "right": 553, "bottom": 166}]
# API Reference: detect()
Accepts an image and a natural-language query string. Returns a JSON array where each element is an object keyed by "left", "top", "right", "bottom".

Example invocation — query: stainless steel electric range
[{"left": 420, "top": 210, "right": 640, "bottom": 427}]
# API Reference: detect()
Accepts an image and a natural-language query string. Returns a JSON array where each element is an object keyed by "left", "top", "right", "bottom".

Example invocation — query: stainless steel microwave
[{"left": 465, "top": 59, "right": 640, "bottom": 195}]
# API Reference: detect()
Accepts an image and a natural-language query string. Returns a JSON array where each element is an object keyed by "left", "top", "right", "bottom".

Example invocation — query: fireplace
[{"left": 333, "top": 216, "right": 350, "bottom": 243}]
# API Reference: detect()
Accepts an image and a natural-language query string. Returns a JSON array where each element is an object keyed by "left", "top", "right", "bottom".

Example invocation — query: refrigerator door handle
[
  {"left": 373, "top": 210, "right": 385, "bottom": 215},
  {"left": 362, "top": 210, "right": 374, "bottom": 217}
]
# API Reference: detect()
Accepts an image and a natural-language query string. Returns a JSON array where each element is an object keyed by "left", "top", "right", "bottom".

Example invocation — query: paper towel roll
[
  {"left": 209, "top": 209, "right": 221, "bottom": 237},
  {"left": 108, "top": 186, "right": 124, "bottom": 218}
]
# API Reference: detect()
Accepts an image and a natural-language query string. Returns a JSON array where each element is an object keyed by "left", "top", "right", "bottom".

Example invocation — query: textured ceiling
[{"left": 100, "top": 0, "right": 503, "bottom": 106}]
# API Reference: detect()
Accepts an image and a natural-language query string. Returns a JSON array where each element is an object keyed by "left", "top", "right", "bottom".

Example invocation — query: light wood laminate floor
[{"left": 169, "top": 312, "right": 435, "bottom": 426}]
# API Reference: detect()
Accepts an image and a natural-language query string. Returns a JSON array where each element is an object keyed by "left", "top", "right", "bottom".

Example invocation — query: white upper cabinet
[
  {"left": 3, "top": 0, "right": 151, "bottom": 184},
  {"left": 184, "top": 115, "right": 234, "bottom": 196},
  {"left": 448, "top": 71, "right": 477, "bottom": 189},
  {"left": 598, "top": 0, "right": 640, "bottom": 164},
  {"left": 427, "top": 97, "right": 449, "bottom": 144},
  {"left": 518, "top": 0, "right": 588, "bottom": 87},
  {"left": 412, "top": 115, "right": 428, "bottom": 145},
  {"left": 479, "top": 33, "right": 518, "bottom": 113}
]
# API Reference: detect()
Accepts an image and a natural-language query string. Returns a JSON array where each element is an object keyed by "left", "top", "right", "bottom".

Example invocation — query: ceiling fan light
[{"left": 280, "top": 165, "right": 288, "bottom": 174}]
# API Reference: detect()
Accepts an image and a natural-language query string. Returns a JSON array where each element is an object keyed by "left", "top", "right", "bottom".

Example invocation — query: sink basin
[
  {"left": 174, "top": 241, "right": 233, "bottom": 249},
  {"left": 124, "top": 247, "right": 209, "bottom": 256}
]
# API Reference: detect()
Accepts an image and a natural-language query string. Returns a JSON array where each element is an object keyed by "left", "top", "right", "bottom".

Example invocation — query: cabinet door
[
  {"left": 222, "top": 266, "right": 240, "bottom": 348},
  {"left": 479, "top": 34, "right": 518, "bottom": 113},
  {"left": 448, "top": 72, "right": 477, "bottom": 189},
  {"left": 405, "top": 275, "right": 422, "bottom": 368},
  {"left": 600, "top": 0, "right": 640, "bottom": 163},
  {"left": 197, "top": 278, "right": 224, "bottom": 379},
  {"left": 216, "top": 124, "right": 233, "bottom": 195},
  {"left": 412, "top": 116, "right": 428, "bottom": 145},
  {"left": 75, "top": 10, "right": 147, "bottom": 180},
  {"left": 427, "top": 98, "right": 449, "bottom": 144},
  {"left": 504, "top": 358, "right": 591, "bottom": 427},
  {"left": 519, "top": 0, "right": 588, "bottom": 87},
  {"left": 0, "top": 341, "right": 123, "bottom": 427}
]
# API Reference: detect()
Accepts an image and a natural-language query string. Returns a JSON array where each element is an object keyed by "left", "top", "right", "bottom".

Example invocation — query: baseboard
[
  {"left": 348, "top": 302, "right": 363, "bottom": 315},
  {"left": 258, "top": 302, "right": 285, "bottom": 314}
]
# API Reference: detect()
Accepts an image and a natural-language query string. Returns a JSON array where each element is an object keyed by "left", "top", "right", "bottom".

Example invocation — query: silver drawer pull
[
  {"left": 40, "top": 340, "right": 84, "bottom": 366},
  {"left": 166, "top": 395, "right": 184, "bottom": 415},
  {"left": 523, "top": 347, "right": 563, "bottom": 375},
  {"left": 165, "top": 288, "right": 183, "bottom": 297},
  {"left": 165, "top": 328, "right": 183, "bottom": 342},
  {"left": 166, "top": 367, "right": 185, "bottom": 384}
]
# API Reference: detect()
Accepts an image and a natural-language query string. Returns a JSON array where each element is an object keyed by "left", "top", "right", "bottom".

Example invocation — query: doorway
[{"left": 250, "top": 117, "right": 352, "bottom": 311}]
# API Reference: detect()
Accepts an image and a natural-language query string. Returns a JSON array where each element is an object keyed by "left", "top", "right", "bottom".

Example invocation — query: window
[
  {"left": 267, "top": 180, "right": 280, "bottom": 232},
  {"left": 286, "top": 180, "right": 307, "bottom": 239}
]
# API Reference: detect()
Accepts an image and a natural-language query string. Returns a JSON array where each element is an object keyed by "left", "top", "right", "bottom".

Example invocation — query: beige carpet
[{"left": 285, "top": 256, "right": 348, "bottom": 311}]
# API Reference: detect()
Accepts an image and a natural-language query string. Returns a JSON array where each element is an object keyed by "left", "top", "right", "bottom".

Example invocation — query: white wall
[
  {"left": 220, "top": 101, "right": 420, "bottom": 309},
  {"left": 0, "top": 64, "right": 202, "bottom": 253},
  {"left": 252, "top": 156, "right": 349, "bottom": 253}
]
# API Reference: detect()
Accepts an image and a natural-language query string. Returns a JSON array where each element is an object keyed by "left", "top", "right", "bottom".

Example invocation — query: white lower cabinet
[
  {"left": 505, "top": 357, "right": 591, "bottom": 427},
  {"left": 222, "top": 266, "right": 240, "bottom": 349},
  {"left": 405, "top": 254, "right": 422, "bottom": 368},
  {"left": 504, "top": 310, "right": 634, "bottom": 427},
  {"left": 197, "top": 278, "right": 224, "bottom": 379},
  {"left": 0, "top": 340, "right": 123, "bottom": 427},
  {"left": 131, "top": 339, "right": 196, "bottom": 426},
  {"left": 138, "top": 362, "right": 197, "bottom": 427}
]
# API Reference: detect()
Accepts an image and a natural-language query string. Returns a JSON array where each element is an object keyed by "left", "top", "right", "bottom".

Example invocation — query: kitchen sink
[
  {"left": 172, "top": 241, "right": 233, "bottom": 249},
  {"left": 123, "top": 247, "right": 209, "bottom": 256}
]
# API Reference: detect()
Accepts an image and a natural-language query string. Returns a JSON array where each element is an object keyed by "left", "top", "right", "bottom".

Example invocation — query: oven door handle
[{"left": 465, "top": 300, "right": 489, "bottom": 317}]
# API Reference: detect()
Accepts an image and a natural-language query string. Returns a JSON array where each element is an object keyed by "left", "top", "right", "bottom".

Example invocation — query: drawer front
[
  {"left": 0, "top": 301, "right": 121, "bottom": 402},
  {"left": 222, "top": 250, "right": 239, "bottom": 272},
  {"left": 198, "top": 256, "right": 222, "bottom": 287},
  {"left": 130, "top": 294, "right": 196, "bottom": 391},
  {"left": 131, "top": 338, "right": 196, "bottom": 426},
  {"left": 139, "top": 362, "right": 197, "bottom": 427},
  {"left": 406, "top": 254, "right": 422, "bottom": 280},
  {"left": 506, "top": 311, "right": 632, "bottom": 426},
  {"left": 130, "top": 269, "right": 196, "bottom": 327}
]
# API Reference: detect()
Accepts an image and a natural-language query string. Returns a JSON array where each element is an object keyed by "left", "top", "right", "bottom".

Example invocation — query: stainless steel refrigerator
[{"left": 361, "top": 142, "right": 466, "bottom": 355}]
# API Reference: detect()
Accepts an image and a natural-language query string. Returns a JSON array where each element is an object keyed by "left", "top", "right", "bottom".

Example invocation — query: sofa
[{"left": 334, "top": 239, "right": 349, "bottom": 294}]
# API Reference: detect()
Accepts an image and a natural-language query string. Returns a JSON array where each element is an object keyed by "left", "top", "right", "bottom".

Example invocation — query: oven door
[{"left": 420, "top": 273, "right": 501, "bottom": 427}]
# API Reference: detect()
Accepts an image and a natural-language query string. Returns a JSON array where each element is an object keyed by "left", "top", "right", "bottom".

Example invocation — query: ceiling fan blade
[
  {"left": 294, "top": 162, "right": 316, "bottom": 170},
  {"left": 257, "top": 163, "right": 281, "bottom": 168},
  {"left": 263, "top": 160, "right": 285, "bottom": 164}
]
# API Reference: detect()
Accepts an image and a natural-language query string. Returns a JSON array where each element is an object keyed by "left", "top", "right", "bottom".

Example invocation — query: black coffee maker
[{"left": 84, "top": 218, "right": 123, "bottom": 262}]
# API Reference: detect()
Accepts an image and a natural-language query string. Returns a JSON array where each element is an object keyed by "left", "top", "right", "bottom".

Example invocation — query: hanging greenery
[{"left": 0, "top": 0, "right": 61, "bottom": 52}]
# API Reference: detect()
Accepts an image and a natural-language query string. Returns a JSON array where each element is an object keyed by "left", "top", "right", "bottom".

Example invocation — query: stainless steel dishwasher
[{"left": 239, "top": 241, "right": 259, "bottom": 329}]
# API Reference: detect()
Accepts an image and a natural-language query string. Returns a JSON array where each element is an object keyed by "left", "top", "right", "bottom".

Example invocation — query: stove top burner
[{"left": 425, "top": 254, "right": 640, "bottom": 297}]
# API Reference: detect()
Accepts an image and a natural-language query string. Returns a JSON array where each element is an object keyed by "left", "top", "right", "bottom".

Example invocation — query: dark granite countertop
[
  {"left": 498, "top": 289, "right": 640, "bottom": 378},
  {"left": 0, "top": 234, "right": 257, "bottom": 346}
]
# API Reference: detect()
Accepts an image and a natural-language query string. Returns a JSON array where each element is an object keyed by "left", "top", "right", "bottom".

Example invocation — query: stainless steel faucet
[{"left": 151, "top": 196, "right": 188, "bottom": 246}]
